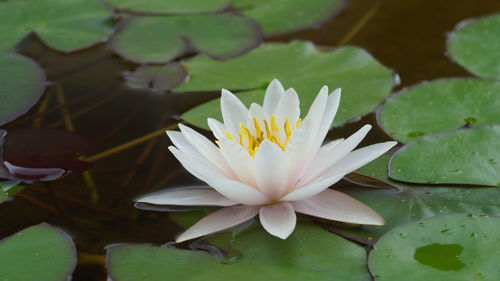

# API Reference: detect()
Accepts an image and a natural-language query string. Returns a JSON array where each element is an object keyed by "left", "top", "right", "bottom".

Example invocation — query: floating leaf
[
  {"left": 447, "top": 14, "right": 500, "bottom": 79},
  {"left": 0, "top": 181, "right": 25, "bottom": 204},
  {"left": 389, "top": 125, "right": 500, "bottom": 186},
  {"left": 369, "top": 214, "right": 500, "bottom": 280},
  {"left": 0, "top": 51, "right": 46, "bottom": 125},
  {"left": 0, "top": 223, "right": 77, "bottom": 281},
  {"left": 0, "top": 0, "right": 113, "bottom": 52},
  {"left": 103, "top": 0, "right": 229, "bottom": 14},
  {"left": 377, "top": 78, "right": 500, "bottom": 143},
  {"left": 110, "top": 14, "right": 262, "bottom": 64},
  {"left": 125, "top": 64, "right": 188, "bottom": 93},
  {"left": 107, "top": 223, "right": 370, "bottom": 281},
  {"left": 178, "top": 41, "right": 394, "bottom": 129}
]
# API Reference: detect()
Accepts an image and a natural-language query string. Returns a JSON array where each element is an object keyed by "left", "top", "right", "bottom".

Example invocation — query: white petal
[
  {"left": 178, "top": 124, "right": 235, "bottom": 178},
  {"left": 167, "top": 131, "right": 205, "bottom": 162},
  {"left": 248, "top": 103, "right": 270, "bottom": 135},
  {"left": 207, "top": 118, "right": 226, "bottom": 140},
  {"left": 292, "top": 189, "right": 384, "bottom": 225},
  {"left": 263, "top": 79, "right": 285, "bottom": 114},
  {"left": 253, "top": 141, "right": 288, "bottom": 200},
  {"left": 281, "top": 174, "right": 344, "bottom": 202},
  {"left": 176, "top": 206, "right": 259, "bottom": 243},
  {"left": 310, "top": 138, "right": 344, "bottom": 166},
  {"left": 170, "top": 147, "right": 269, "bottom": 205},
  {"left": 259, "top": 202, "right": 296, "bottom": 239},
  {"left": 217, "top": 138, "right": 256, "bottom": 187},
  {"left": 221, "top": 89, "right": 249, "bottom": 136},
  {"left": 4, "top": 161, "right": 64, "bottom": 181},
  {"left": 274, "top": 88, "right": 300, "bottom": 127},
  {"left": 136, "top": 187, "right": 238, "bottom": 206},
  {"left": 298, "top": 125, "right": 371, "bottom": 186},
  {"left": 312, "top": 88, "right": 341, "bottom": 150}
]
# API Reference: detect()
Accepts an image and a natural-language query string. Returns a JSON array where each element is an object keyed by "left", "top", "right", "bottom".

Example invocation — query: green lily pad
[
  {"left": 107, "top": 222, "right": 370, "bottom": 281},
  {"left": 0, "top": 223, "right": 77, "bottom": 281},
  {"left": 447, "top": 14, "right": 500, "bottom": 79},
  {"left": 0, "top": 181, "right": 25, "bottom": 204},
  {"left": 0, "top": 0, "right": 113, "bottom": 52},
  {"left": 103, "top": 0, "right": 229, "bottom": 14},
  {"left": 178, "top": 41, "right": 395, "bottom": 129},
  {"left": 389, "top": 125, "right": 500, "bottom": 186},
  {"left": 125, "top": 64, "right": 188, "bottom": 93},
  {"left": 0, "top": 52, "right": 46, "bottom": 125},
  {"left": 110, "top": 14, "right": 262, "bottom": 64},
  {"left": 326, "top": 153, "right": 500, "bottom": 245},
  {"left": 377, "top": 79, "right": 500, "bottom": 143},
  {"left": 369, "top": 214, "right": 500, "bottom": 281}
]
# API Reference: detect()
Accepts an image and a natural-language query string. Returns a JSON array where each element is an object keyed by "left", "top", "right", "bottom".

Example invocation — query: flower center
[{"left": 224, "top": 114, "right": 301, "bottom": 157}]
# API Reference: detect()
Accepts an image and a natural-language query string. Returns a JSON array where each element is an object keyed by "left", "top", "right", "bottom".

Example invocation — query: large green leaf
[
  {"left": 447, "top": 14, "right": 500, "bottom": 79},
  {"left": 0, "top": 0, "right": 113, "bottom": 52},
  {"left": 178, "top": 41, "right": 394, "bottom": 129},
  {"left": 0, "top": 52, "right": 46, "bottom": 125},
  {"left": 0, "top": 223, "right": 77, "bottom": 281},
  {"left": 389, "top": 125, "right": 500, "bottom": 186},
  {"left": 328, "top": 153, "right": 500, "bottom": 245},
  {"left": 107, "top": 222, "right": 371, "bottom": 281},
  {"left": 110, "top": 14, "right": 262, "bottom": 63},
  {"left": 103, "top": 0, "right": 229, "bottom": 14},
  {"left": 377, "top": 78, "right": 500, "bottom": 143},
  {"left": 369, "top": 214, "right": 500, "bottom": 280}
]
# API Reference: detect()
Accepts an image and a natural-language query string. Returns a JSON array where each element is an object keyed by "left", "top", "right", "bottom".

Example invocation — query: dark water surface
[{"left": 2, "top": 0, "right": 500, "bottom": 280}]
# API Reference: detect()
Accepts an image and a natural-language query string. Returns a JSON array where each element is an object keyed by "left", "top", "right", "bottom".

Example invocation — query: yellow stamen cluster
[{"left": 224, "top": 114, "right": 301, "bottom": 157}]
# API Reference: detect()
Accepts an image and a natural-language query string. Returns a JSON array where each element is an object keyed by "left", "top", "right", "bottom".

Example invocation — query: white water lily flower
[{"left": 137, "top": 79, "right": 397, "bottom": 242}]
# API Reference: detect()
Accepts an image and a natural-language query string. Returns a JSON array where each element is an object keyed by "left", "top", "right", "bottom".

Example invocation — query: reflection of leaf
[
  {"left": 125, "top": 64, "right": 188, "bottom": 93},
  {"left": 107, "top": 223, "right": 370, "bottom": 281},
  {"left": 0, "top": 52, "right": 46, "bottom": 126},
  {"left": 110, "top": 14, "right": 262, "bottom": 63},
  {"left": 178, "top": 41, "right": 394, "bottom": 129},
  {"left": 447, "top": 14, "right": 500, "bottom": 79},
  {"left": 0, "top": 223, "right": 77, "bottom": 281},
  {"left": 389, "top": 125, "right": 500, "bottom": 186},
  {"left": 103, "top": 0, "right": 229, "bottom": 14},
  {"left": 369, "top": 214, "right": 500, "bottom": 280},
  {"left": 377, "top": 78, "right": 500, "bottom": 143},
  {"left": 0, "top": 0, "right": 113, "bottom": 52}
]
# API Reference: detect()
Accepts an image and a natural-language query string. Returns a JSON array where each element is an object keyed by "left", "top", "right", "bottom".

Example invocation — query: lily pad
[
  {"left": 447, "top": 14, "right": 500, "bottom": 79},
  {"left": 107, "top": 222, "right": 370, "bottom": 281},
  {"left": 0, "top": 51, "right": 46, "bottom": 125},
  {"left": 0, "top": 223, "right": 77, "bottom": 281},
  {"left": 0, "top": 0, "right": 113, "bottom": 52},
  {"left": 110, "top": 14, "right": 262, "bottom": 64},
  {"left": 125, "top": 64, "right": 188, "bottom": 93},
  {"left": 369, "top": 214, "right": 500, "bottom": 281},
  {"left": 103, "top": 0, "right": 229, "bottom": 14},
  {"left": 377, "top": 78, "right": 500, "bottom": 143},
  {"left": 389, "top": 125, "right": 500, "bottom": 186},
  {"left": 178, "top": 41, "right": 395, "bottom": 129},
  {"left": 0, "top": 181, "right": 25, "bottom": 204}
]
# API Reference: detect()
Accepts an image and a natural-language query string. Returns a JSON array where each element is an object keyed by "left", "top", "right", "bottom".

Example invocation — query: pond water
[{"left": 1, "top": 0, "right": 500, "bottom": 280}]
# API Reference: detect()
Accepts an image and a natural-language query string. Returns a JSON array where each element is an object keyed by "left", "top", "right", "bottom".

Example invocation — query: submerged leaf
[
  {"left": 125, "top": 64, "right": 188, "bottom": 93},
  {"left": 103, "top": 0, "right": 229, "bottom": 14}
]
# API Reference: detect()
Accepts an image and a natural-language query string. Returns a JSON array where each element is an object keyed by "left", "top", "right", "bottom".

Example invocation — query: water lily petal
[
  {"left": 178, "top": 124, "right": 235, "bottom": 178},
  {"left": 136, "top": 187, "right": 238, "bottom": 206},
  {"left": 248, "top": 103, "right": 270, "bottom": 135},
  {"left": 221, "top": 89, "right": 249, "bottom": 136},
  {"left": 312, "top": 88, "right": 341, "bottom": 149},
  {"left": 259, "top": 202, "right": 296, "bottom": 239},
  {"left": 176, "top": 206, "right": 259, "bottom": 243},
  {"left": 170, "top": 147, "right": 269, "bottom": 205},
  {"left": 207, "top": 118, "right": 226, "bottom": 140},
  {"left": 310, "top": 138, "right": 344, "bottom": 166},
  {"left": 218, "top": 138, "right": 256, "bottom": 187},
  {"left": 281, "top": 174, "right": 344, "bottom": 202},
  {"left": 292, "top": 189, "right": 384, "bottom": 225},
  {"left": 274, "top": 88, "right": 300, "bottom": 128},
  {"left": 263, "top": 79, "right": 285, "bottom": 114},
  {"left": 253, "top": 140, "right": 287, "bottom": 200}
]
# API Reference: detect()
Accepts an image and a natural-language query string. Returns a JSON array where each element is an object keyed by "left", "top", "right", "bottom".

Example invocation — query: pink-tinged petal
[
  {"left": 263, "top": 79, "right": 285, "bottom": 114},
  {"left": 259, "top": 202, "right": 296, "bottom": 239},
  {"left": 170, "top": 147, "right": 269, "bottom": 205},
  {"left": 281, "top": 174, "right": 344, "bottom": 202},
  {"left": 292, "top": 189, "right": 384, "bottom": 225},
  {"left": 176, "top": 206, "right": 259, "bottom": 243},
  {"left": 221, "top": 89, "right": 249, "bottom": 136},
  {"left": 207, "top": 118, "right": 226, "bottom": 140},
  {"left": 178, "top": 124, "right": 235, "bottom": 178},
  {"left": 136, "top": 187, "right": 238, "bottom": 206},
  {"left": 253, "top": 141, "right": 287, "bottom": 200},
  {"left": 217, "top": 138, "right": 256, "bottom": 187},
  {"left": 298, "top": 125, "right": 371, "bottom": 186},
  {"left": 274, "top": 88, "right": 300, "bottom": 128},
  {"left": 312, "top": 88, "right": 341, "bottom": 150},
  {"left": 321, "top": 141, "right": 397, "bottom": 177}
]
